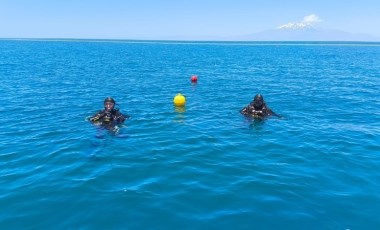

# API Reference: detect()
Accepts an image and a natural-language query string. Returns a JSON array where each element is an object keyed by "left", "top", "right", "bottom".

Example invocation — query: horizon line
[{"left": 1, "top": 37, "right": 380, "bottom": 46}]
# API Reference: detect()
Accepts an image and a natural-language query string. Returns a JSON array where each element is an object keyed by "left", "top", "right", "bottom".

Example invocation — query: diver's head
[
  {"left": 104, "top": 97, "right": 115, "bottom": 111},
  {"left": 253, "top": 94, "right": 264, "bottom": 110}
]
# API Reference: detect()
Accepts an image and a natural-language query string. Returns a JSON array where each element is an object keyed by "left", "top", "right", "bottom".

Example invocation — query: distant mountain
[
  {"left": 233, "top": 28, "right": 380, "bottom": 42},
  {"left": 132, "top": 27, "right": 379, "bottom": 42}
]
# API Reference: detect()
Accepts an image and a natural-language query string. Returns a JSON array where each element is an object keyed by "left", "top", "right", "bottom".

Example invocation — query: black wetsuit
[
  {"left": 89, "top": 109, "right": 127, "bottom": 127},
  {"left": 240, "top": 103, "right": 275, "bottom": 119}
]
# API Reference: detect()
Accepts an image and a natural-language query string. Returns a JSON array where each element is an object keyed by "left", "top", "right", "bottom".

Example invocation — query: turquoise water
[{"left": 1, "top": 39, "right": 380, "bottom": 229}]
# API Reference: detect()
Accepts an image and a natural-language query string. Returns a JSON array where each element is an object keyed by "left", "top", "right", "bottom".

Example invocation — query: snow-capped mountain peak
[{"left": 277, "top": 22, "right": 316, "bottom": 30}]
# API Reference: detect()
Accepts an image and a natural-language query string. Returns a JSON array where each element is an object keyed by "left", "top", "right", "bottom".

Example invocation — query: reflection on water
[
  {"left": 174, "top": 106, "right": 186, "bottom": 123},
  {"left": 174, "top": 106, "right": 186, "bottom": 113}
]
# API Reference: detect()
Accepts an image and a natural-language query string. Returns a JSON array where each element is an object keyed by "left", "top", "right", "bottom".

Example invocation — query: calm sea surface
[{"left": 0, "top": 39, "right": 379, "bottom": 229}]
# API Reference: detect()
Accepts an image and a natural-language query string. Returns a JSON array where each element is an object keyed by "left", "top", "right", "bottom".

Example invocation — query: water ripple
[{"left": 1, "top": 40, "right": 380, "bottom": 229}]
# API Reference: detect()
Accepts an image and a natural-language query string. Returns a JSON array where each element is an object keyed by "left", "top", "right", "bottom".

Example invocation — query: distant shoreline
[{"left": 1, "top": 38, "right": 380, "bottom": 46}]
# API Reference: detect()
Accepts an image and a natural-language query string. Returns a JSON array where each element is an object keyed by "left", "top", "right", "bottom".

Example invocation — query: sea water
[{"left": 0, "top": 39, "right": 379, "bottom": 229}]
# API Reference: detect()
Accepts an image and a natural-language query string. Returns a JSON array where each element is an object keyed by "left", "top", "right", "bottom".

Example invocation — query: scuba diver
[
  {"left": 89, "top": 97, "right": 129, "bottom": 131},
  {"left": 240, "top": 94, "right": 280, "bottom": 119}
]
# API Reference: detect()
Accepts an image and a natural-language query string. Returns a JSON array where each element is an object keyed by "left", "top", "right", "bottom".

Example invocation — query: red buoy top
[{"left": 191, "top": 75, "right": 198, "bottom": 83}]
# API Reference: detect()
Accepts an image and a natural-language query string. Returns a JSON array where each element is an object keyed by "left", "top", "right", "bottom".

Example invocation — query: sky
[{"left": 1, "top": 0, "right": 380, "bottom": 40}]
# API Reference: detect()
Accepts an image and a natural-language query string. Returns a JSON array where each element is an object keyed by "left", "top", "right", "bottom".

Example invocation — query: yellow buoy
[{"left": 173, "top": 93, "right": 186, "bottom": 107}]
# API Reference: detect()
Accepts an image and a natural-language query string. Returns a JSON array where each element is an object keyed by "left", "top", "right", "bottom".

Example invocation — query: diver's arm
[
  {"left": 240, "top": 106, "right": 249, "bottom": 115},
  {"left": 241, "top": 104, "right": 256, "bottom": 115},
  {"left": 89, "top": 110, "right": 105, "bottom": 122},
  {"left": 267, "top": 108, "right": 281, "bottom": 118},
  {"left": 272, "top": 112, "right": 282, "bottom": 118},
  {"left": 114, "top": 110, "right": 130, "bottom": 123}
]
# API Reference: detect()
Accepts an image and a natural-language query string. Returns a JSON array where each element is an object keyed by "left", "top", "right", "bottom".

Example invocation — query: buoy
[
  {"left": 173, "top": 93, "right": 186, "bottom": 107},
  {"left": 191, "top": 75, "right": 198, "bottom": 83}
]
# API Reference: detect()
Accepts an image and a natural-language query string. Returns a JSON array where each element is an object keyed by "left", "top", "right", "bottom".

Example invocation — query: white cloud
[{"left": 277, "top": 14, "right": 323, "bottom": 30}]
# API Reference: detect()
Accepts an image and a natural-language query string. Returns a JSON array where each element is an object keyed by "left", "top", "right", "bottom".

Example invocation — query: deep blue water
[{"left": 1, "top": 39, "right": 379, "bottom": 229}]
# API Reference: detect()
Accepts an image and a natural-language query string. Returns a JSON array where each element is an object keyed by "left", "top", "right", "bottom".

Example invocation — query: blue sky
[{"left": 1, "top": 0, "right": 379, "bottom": 39}]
